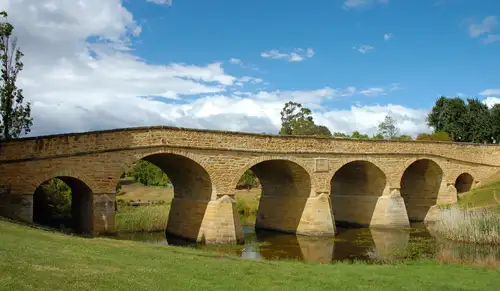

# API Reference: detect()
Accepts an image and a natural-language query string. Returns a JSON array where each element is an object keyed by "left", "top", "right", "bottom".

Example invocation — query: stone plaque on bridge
[{"left": 314, "top": 158, "right": 329, "bottom": 172}]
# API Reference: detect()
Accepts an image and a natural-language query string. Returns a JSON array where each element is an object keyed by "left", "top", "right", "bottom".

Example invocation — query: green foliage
[
  {"left": 377, "top": 115, "right": 399, "bottom": 140},
  {"left": 394, "top": 134, "right": 413, "bottom": 141},
  {"left": 427, "top": 96, "right": 495, "bottom": 143},
  {"left": 237, "top": 169, "right": 259, "bottom": 189},
  {"left": 130, "top": 160, "right": 170, "bottom": 187},
  {"left": 35, "top": 179, "right": 72, "bottom": 219},
  {"left": 115, "top": 205, "right": 170, "bottom": 233},
  {"left": 416, "top": 131, "right": 452, "bottom": 141},
  {"left": 279, "top": 101, "right": 331, "bottom": 136},
  {"left": 0, "top": 10, "right": 32, "bottom": 140},
  {"left": 351, "top": 131, "right": 369, "bottom": 139}
]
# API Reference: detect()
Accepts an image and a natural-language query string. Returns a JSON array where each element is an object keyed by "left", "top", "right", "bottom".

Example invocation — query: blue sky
[
  {"left": 2, "top": 0, "right": 500, "bottom": 136},
  {"left": 127, "top": 0, "right": 500, "bottom": 109}
]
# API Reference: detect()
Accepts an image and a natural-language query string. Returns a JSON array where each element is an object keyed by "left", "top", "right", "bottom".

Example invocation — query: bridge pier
[
  {"left": 0, "top": 192, "right": 33, "bottom": 223},
  {"left": 256, "top": 193, "right": 336, "bottom": 237},
  {"left": 166, "top": 195, "right": 244, "bottom": 244},
  {"left": 370, "top": 189, "right": 410, "bottom": 228},
  {"left": 93, "top": 193, "right": 115, "bottom": 234}
]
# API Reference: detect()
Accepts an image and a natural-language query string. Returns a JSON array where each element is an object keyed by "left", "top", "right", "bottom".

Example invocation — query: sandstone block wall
[{"left": 0, "top": 126, "right": 499, "bottom": 244}]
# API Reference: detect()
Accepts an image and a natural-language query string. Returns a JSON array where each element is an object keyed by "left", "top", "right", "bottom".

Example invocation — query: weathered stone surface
[{"left": 0, "top": 126, "right": 499, "bottom": 244}]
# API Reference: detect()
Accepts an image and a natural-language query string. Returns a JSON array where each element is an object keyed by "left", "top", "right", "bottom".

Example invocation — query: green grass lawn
[
  {"left": 458, "top": 181, "right": 500, "bottom": 210},
  {"left": 1, "top": 220, "right": 499, "bottom": 291}
]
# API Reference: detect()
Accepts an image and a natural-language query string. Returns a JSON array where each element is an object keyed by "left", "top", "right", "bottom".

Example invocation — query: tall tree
[
  {"left": 416, "top": 131, "right": 452, "bottom": 141},
  {"left": 279, "top": 101, "right": 331, "bottom": 136},
  {"left": 351, "top": 131, "right": 369, "bottom": 139},
  {"left": 377, "top": 115, "right": 399, "bottom": 140},
  {"left": 0, "top": 10, "right": 32, "bottom": 140},
  {"left": 427, "top": 96, "right": 467, "bottom": 142},
  {"left": 490, "top": 104, "right": 500, "bottom": 143},
  {"left": 464, "top": 98, "right": 492, "bottom": 143}
]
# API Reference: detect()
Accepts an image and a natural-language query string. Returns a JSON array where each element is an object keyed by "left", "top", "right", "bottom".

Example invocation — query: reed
[
  {"left": 115, "top": 204, "right": 170, "bottom": 233},
  {"left": 430, "top": 206, "right": 500, "bottom": 245}
]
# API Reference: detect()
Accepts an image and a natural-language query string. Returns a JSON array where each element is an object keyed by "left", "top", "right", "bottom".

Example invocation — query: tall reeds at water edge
[
  {"left": 431, "top": 203, "right": 500, "bottom": 245},
  {"left": 115, "top": 205, "right": 170, "bottom": 233}
]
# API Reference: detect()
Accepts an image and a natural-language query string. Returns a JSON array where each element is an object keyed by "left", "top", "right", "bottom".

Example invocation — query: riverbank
[
  {"left": 115, "top": 182, "right": 260, "bottom": 232},
  {"left": 1, "top": 219, "right": 499, "bottom": 290}
]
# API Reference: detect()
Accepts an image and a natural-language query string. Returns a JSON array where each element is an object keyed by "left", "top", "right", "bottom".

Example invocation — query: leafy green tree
[
  {"left": 33, "top": 179, "right": 72, "bottom": 226},
  {"left": 394, "top": 134, "right": 413, "bottom": 141},
  {"left": 377, "top": 115, "right": 399, "bottom": 140},
  {"left": 427, "top": 96, "right": 467, "bottom": 142},
  {"left": 130, "top": 160, "right": 170, "bottom": 187},
  {"left": 333, "top": 132, "right": 348, "bottom": 138},
  {"left": 314, "top": 125, "right": 332, "bottom": 136},
  {"left": 372, "top": 133, "right": 384, "bottom": 140},
  {"left": 279, "top": 101, "right": 331, "bottom": 136},
  {"left": 351, "top": 131, "right": 369, "bottom": 139},
  {"left": 0, "top": 11, "right": 32, "bottom": 140},
  {"left": 416, "top": 131, "right": 452, "bottom": 141},
  {"left": 237, "top": 169, "right": 259, "bottom": 189},
  {"left": 490, "top": 104, "right": 500, "bottom": 143},
  {"left": 464, "top": 98, "right": 492, "bottom": 143}
]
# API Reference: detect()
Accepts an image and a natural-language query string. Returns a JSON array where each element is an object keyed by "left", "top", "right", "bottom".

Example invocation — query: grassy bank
[
  {"left": 458, "top": 181, "right": 500, "bottom": 210},
  {"left": 116, "top": 182, "right": 261, "bottom": 232},
  {"left": 1, "top": 220, "right": 500, "bottom": 290}
]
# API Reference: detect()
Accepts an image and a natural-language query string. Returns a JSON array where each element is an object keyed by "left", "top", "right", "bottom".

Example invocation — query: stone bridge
[{"left": 1, "top": 126, "right": 499, "bottom": 244}]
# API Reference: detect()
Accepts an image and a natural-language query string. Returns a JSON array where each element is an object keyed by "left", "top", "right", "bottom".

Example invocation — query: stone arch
[
  {"left": 400, "top": 158, "right": 444, "bottom": 221},
  {"left": 29, "top": 170, "right": 97, "bottom": 195},
  {"left": 33, "top": 176, "right": 94, "bottom": 234},
  {"left": 455, "top": 172, "right": 474, "bottom": 194},
  {"left": 231, "top": 156, "right": 313, "bottom": 192},
  {"left": 139, "top": 152, "right": 212, "bottom": 201},
  {"left": 120, "top": 149, "right": 214, "bottom": 201},
  {"left": 235, "top": 157, "right": 312, "bottom": 233},
  {"left": 330, "top": 160, "right": 388, "bottom": 226}
]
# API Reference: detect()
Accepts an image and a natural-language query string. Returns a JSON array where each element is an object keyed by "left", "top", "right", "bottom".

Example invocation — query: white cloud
[
  {"left": 0, "top": 0, "right": 426, "bottom": 138},
  {"left": 480, "top": 89, "right": 500, "bottom": 96},
  {"left": 384, "top": 33, "right": 393, "bottom": 41},
  {"left": 359, "top": 88, "right": 385, "bottom": 96},
  {"left": 483, "top": 97, "right": 500, "bottom": 108},
  {"left": 343, "top": 0, "right": 389, "bottom": 10},
  {"left": 468, "top": 16, "right": 498, "bottom": 38},
  {"left": 229, "top": 58, "right": 242, "bottom": 65},
  {"left": 146, "top": 0, "right": 173, "bottom": 5},
  {"left": 315, "top": 104, "right": 430, "bottom": 137},
  {"left": 353, "top": 45, "right": 374, "bottom": 54},
  {"left": 261, "top": 48, "right": 315, "bottom": 62},
  {"left": 483, "top": 34, "right": 500, "bottom": 44}
]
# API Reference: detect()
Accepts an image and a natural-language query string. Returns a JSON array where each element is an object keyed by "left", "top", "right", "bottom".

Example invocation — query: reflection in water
[{"left": 112, "top": 223, "right": 500, "bottom": 266}]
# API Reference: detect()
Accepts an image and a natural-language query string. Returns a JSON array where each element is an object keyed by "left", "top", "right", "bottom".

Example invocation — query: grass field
[
  {"left": 115, "top": 182, "right": 261, "bottom": 232},
  {"left": 1, "top": 219, "right": 500, "bottom": 291}
]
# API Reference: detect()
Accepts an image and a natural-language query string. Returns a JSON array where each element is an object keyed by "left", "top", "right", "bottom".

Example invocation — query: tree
[
  {"left": 0, "top": 11, "right": 32, "bottom": 140},
  {"left": 279, "top": 101, "right": 331, "bottom": 136},
  {"left": 377, "top": 115, "right": 399, "bottom": 140},
  {"left": 333, "top": 132, "right": 348, "bottom": 138},
  {"left": 416, "top": 131, "right": 452, "bottom": 141},
  {"left": 464, "top": 98, "right": 492, "bottom": 143},
  {"left": 351, "top": 131, "right": 369, "bottom": 139},
  {"left": 427, "top": 96, "right": 467, "bottom": 142},
  {"left": 130, "top": 160, "right": 170, "bottom": 187},
  {"left": 490, "top": 104, "right": 500, "bottom": 143},
  {"left": 394, "top": 134, "right": 413, "bottom": 141}
]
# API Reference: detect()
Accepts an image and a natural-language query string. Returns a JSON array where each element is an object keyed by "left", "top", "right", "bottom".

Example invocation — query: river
[{"left": 112, "top": 223, "right": 500, "bottom": 266}]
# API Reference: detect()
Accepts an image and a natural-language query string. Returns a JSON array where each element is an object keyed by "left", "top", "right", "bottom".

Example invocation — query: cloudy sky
[{"left": 0, "top": 0, "right": 499, "bottom": 137}]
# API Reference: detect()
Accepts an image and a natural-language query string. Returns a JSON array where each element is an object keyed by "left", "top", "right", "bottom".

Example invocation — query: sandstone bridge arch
[{"left": 1, "top": 126, "right": 500, "bottom": 245}]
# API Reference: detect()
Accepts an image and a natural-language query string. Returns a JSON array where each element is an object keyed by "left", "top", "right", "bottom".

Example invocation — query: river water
[{"left": 113, "top": 223, "right": 500, "bottom": 266}]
